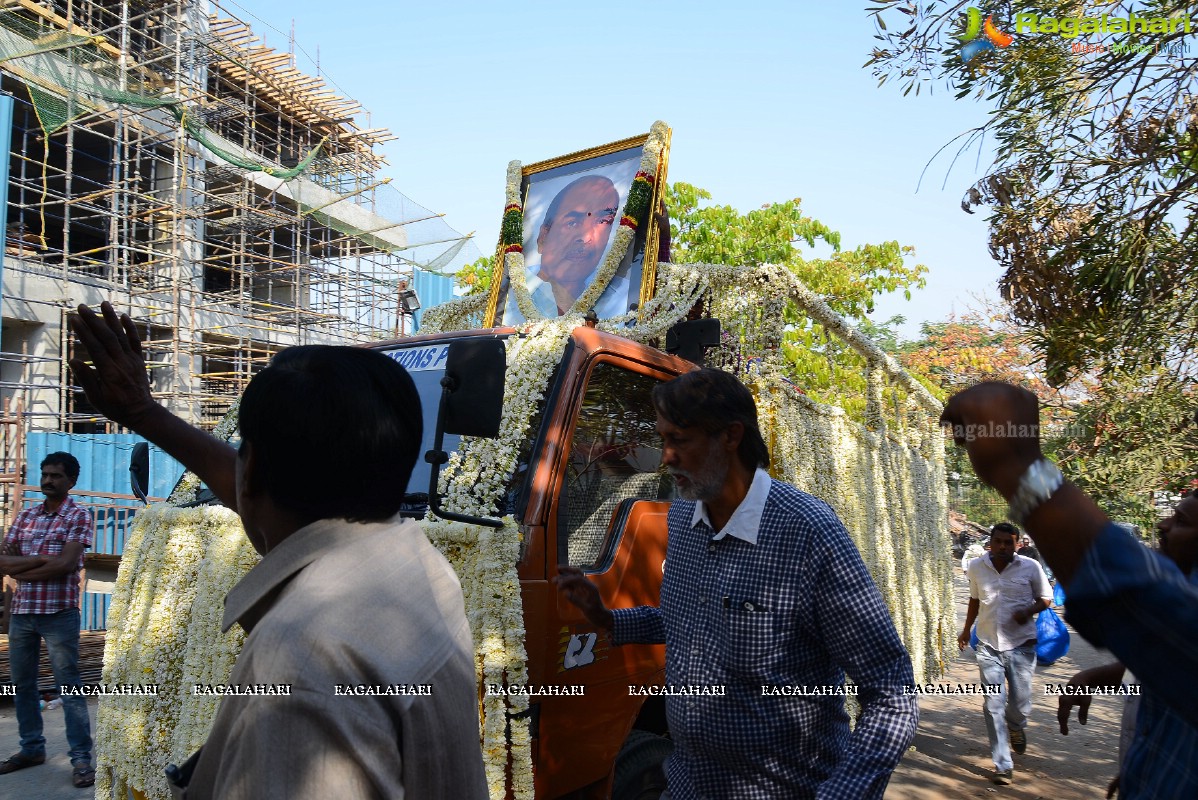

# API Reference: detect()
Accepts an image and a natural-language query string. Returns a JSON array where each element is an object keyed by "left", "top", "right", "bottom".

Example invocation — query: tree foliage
[
  {"left": 1051, "top": 369, "right": 1197, "bottom": 527},
  {"left": 866, "top": 0, "right": 1198, "bottom": 384},
  {"left": 666, "top": 182, "right": 928, "bottom": 417},
  {"left": 900, "top": 310, "right": 1068, "bottom": 523},
  {"left": 900, "top": 305, "right": 1196, "bottom": 529},
  {"left": 668, "top": 182, "right": 926, "bottom": 319},
  {"left": 452, "top": 255, "right": 495, "bottom": 296}
]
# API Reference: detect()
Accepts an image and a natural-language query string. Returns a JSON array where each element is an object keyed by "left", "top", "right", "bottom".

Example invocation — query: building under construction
[{"left": 0, "top": 0, "right": 471, "bottom": 445}]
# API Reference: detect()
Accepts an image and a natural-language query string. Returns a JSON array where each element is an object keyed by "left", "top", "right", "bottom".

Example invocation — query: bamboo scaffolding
[{"left": 0, "top": 0, "right": 425, "bottom": 433}]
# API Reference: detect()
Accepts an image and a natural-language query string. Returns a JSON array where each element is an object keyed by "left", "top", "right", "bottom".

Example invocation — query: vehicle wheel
[{"left": 611, "top": 729, "right": 672, "bottom": 800}]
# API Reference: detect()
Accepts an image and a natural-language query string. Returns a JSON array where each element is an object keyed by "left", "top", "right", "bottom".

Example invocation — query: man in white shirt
[
  {"left": 524, "top": 176, "right": 619, "bottom": 315},
  {"left": 958, "top": 521, "right": 1052, "bottom": 785}
]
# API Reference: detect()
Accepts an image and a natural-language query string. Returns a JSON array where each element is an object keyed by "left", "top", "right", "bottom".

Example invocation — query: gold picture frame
[{"left": 484, "top": 124, "right": 671, "bottom": 327}]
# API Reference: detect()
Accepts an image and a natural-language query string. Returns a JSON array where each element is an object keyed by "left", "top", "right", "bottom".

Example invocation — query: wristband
[{"left": 1008, "top": 458, "right": 1064, "bottom": 525}]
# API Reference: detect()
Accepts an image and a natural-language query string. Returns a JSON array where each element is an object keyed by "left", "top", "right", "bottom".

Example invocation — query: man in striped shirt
[{"left": 0, "top": 451, "right": 95, "bottom": 788}]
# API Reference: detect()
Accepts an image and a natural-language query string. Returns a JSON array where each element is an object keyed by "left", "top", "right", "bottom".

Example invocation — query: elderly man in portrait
[
  {"left": 62, "top": 302, "right": 487, "bottom": 799},
  {"left": 556, "top": 368, "right": 918, "bottom": 799},
  {"left": 505, "top": 174, "right": 626, "bottom": 321}
]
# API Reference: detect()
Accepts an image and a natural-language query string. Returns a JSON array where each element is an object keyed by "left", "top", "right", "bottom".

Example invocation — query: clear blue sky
[{"left": 220, "top": 0, "right": 1003, "bottom": 340}]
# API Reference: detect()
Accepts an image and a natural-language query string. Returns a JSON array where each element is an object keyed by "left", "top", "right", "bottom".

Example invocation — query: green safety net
[
  {"left": 0, "top": 9, "right": 321, "bottom": 177},
  {"left": 0, "top": 7, "right": 479, "bottom": 270},
  {"left": 0, "top": 29, "right": 99, "bottom": 66}
]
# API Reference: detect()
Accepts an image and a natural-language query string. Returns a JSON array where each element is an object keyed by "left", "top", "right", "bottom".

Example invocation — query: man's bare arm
[
  {"left": 940, "top": 383, "right": 1108, "bottom": 587},
  {"left": 1057, "top": 661, "right": 1125, "bottom": 735},
  {"left": 1013, "top": 597, "right": 1051, "bottom": 625},
  {"left": 0, "top": 554, "right": 48, "bottom": 576},
  {"left": 68, "top": 302, "right": 238, "bottom": 510},
  {"left": 3, "top": 542, "right": 84, "bottom": 581}
]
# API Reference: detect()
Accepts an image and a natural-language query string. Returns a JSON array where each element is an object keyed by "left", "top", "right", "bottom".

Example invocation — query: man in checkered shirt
[
  {"left": 558, "top": 369, "right": 918, "bottom": 799},
  {"left": 0, "top": 451, "right": 95, "bottom": 788}
]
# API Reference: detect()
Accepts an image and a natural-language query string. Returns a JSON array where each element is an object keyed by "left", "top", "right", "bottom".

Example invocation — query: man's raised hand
[
  {"left": 68, "top": 302, "right": 158, "bottom": 429},
  {"left": 939, "top": 382, "right": 1044, "bottom": 499}
]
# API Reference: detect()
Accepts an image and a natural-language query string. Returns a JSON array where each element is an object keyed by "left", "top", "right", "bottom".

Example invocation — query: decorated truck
[{"left": 92, "top": 124, "right": 954, "bottom": 800}]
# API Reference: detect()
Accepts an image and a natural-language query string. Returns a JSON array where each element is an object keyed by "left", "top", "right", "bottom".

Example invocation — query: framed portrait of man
[{"left": 484, "top": 126, "right": 671, "bottom": 327}]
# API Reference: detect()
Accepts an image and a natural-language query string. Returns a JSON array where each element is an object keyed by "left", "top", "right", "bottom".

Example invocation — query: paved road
[{"left": 886, "top": 570, "right": 1123, "bottom": 799}]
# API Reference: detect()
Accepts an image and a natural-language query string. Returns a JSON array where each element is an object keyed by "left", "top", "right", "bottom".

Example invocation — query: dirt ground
[{"left": 885, "top": 571, "right": 1124, "bottom": 800}]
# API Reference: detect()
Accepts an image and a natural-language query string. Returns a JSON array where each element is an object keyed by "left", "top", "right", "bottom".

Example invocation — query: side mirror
[
  {"left": 666, "top": 318, "right": 721, "bottom": 365},
  {"left": 442, "top": 339, "right": 506, "bottom": 438},
  {"left": 129, "top": 442, "right": 149, "bottom": 505},
  {"left": 426, "top": 339, "right": 507, "bottom": 528}
]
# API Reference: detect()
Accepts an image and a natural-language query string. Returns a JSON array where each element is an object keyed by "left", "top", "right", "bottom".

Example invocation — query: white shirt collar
[
  {"left": 690, "top": 468, "right": 772, "bottom": 544},
  {"left": 524, "top": 272, "right": 559, "bottom": 317},
  {"left": 509, "top": 260, "right": 631, "bottom": 321}
]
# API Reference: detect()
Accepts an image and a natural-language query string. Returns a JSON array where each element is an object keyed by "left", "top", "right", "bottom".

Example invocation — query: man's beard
[{"left": 671, "top": 439, "right": 730, "bottom": 502}]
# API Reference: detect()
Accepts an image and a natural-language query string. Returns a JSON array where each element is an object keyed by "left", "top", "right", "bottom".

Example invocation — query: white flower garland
[
  {"left": 438, "top": 318, "right": 573, "bottom": 516},
  {"left": 751, "top": 370, "right": 950, "bottom": 682},
  {"left": 422, "top": 516, "right": 532, "bottom": 800},
  {"left": 94, "top": 505, "right": 254, "bottom": 800},
  {"left": 169, "top": 516, "right": 260, "bottom": 762},
  {"left": 419, "top": 291, "right": 490, "bottom": 335},
  {"left": 503, "top": 158, "right": 541, "bottom": 323}
]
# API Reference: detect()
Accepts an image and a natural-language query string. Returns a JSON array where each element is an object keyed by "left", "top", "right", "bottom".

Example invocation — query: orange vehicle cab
[{"left": 371, "top": 323, "right": 693, "bottom": 799}]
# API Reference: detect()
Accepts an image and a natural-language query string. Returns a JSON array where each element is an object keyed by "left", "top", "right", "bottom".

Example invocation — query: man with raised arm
[
  {"left": 65, "top": 302, "right": 487, "bottom": 799},
  {"left": 941, "top": 381, "right": 1198, "bottom": 800},
  {"left": 556, "top": 368, "right": 918, "bottom": 800},
  {"left": 1054, "top": 492, "right": 1198, "bottom": 799}
]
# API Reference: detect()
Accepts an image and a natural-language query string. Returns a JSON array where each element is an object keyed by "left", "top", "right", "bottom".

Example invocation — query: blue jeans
[
  {"left": 975, "top": 641, "right": 1036, "bottom": 772},
  {"left": 8, "top": 608, "right": 92, "bottom": 764}
]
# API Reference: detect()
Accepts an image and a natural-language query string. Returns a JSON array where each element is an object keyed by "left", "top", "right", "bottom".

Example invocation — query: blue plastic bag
[
  {"left": 1035, "top": 608, "right": 1070, "bottom": 664},
  {"left": 1053, "top": 582, "right": 1066, "bottom": 606}
]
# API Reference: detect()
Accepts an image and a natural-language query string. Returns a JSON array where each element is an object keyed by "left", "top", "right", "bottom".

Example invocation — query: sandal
[
  {"left": 0, "top": 751, "right": 46, "bottom": 774},
  {"left": 72, "top": 763, "right": 95, "bottom": 788}
]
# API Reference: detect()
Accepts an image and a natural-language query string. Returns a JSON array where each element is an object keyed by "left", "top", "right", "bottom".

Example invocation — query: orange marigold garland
[
  {"left": 620, "top": 170, "right": 655, "bottom": 230},
  {"left": 501, "top": 203, "right": 523, "bottom": 252}
]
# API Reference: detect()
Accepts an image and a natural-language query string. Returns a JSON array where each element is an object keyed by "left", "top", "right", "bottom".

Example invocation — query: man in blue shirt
[
  {"left": 1055, "top": 492, "right": 1198, "bottom": 799},
  {"left": 557, "top": 368, "right": 917, "bottom": 799},
  {"left": 941, "top": 382, "right": 1198, "bottom": 800}
]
